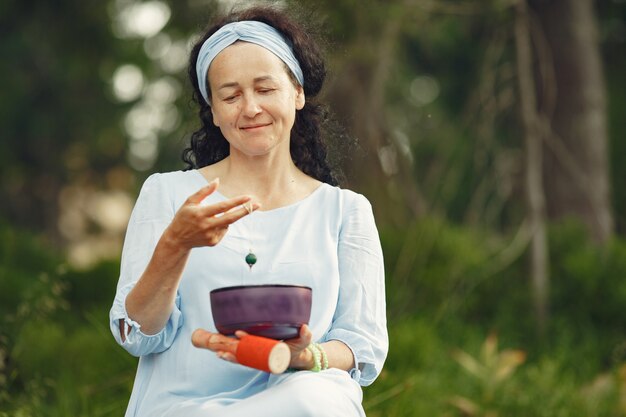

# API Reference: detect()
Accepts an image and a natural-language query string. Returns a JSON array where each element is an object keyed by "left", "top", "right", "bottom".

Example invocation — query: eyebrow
[{"left": 217, "top": 75, "right": 278, "bottom": 90}]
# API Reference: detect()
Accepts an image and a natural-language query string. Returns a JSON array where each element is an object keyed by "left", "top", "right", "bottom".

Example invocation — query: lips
[{"left": 240, "top": 123, "right": 271, "bottom": 130}]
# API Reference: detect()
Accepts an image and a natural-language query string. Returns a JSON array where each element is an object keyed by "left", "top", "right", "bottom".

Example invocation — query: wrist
[
  {"left": 159, "top": 227, "right": 189, "bottom": 257},
  {"left": 290, "top": 344, "right": 328, "bottom": 372},
  {"left": 291, "top": 347, "right": 315, "bottom": 370}
]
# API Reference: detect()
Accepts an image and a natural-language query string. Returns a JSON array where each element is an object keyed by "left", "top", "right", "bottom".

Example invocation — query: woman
[{"left": 109, "top": 5, "right": 388, "bottom": 417}]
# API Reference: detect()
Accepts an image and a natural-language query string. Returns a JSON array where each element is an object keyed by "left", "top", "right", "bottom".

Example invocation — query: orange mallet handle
[{"left": 236, "top": 334, "right": 291, "bottom": 374}]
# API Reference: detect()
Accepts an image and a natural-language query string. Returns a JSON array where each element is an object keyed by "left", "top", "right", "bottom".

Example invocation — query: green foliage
[
  {"left": 0, "top": 225, "right": 62, "bottom": 313},
  {"left": 550, "top": 220, "right": 626, "bottom": 326},
  {"left": 0, "top": 223, "right": 134, "bottom": 416},
  {"left": 382, "top": 218, "right": 491, "bottom": 318},
  {"left": 362, "top": 217, "right": 626, "bottom": 416},
  {"left": 448, "top": 333, "right": 526, "bottom": 417}
]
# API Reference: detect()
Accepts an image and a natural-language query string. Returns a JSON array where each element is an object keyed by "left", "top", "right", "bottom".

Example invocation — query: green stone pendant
[{"left": 245, "top": 252, "right": 257, "bottom": 269}]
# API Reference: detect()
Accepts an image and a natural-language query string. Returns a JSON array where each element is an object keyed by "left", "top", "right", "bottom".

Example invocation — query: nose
[{"left": 241, "top": 94, "right": 262, "bottom": 118}]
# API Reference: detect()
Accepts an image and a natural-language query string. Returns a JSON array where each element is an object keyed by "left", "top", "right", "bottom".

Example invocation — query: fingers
[
  {"left": 191, "top": 329, "right": 238, "bottom": 354},
  {"left": 192, "top": 329, "right": 240, "bottom": 364},
  {"left": 175, "top": 182, "right": 261, "bottom": 249},
  {"left": 234, "top": 330, "right": 250, "bottom": 339},
  {"left": 191, "top": 328, "right": 215, "bottom": 349},
  {"left": 284, "top": 324, "right": 312, "bottom": 352},
  {"left": 184, "top": 177, "right": 262, "bottom": 223},
  {"left": 299, "top": 324, "right": 312, "bottom": 340},
  {"left": 283, "top": 325, "right": 314, "bottom": 369},
  {"left": 203, "top": 196, "right": 256, "bottom": 218},
  {"left": 241, "top": 202, "right": 254, "bottom": 215},
  {"left": 298, "top": 324, "right": 313, "bottom": 347},
  {"left": 217, "top": 352, "right": 238, "bottom": 363},
  {"left": 204, "top": 202, "right": 261, "bottom": 231},
  {"left": 288, "top": 324, "right": 312, "bottom": 344},
  {"left": 186, "top": 178, "right": 220, "bottom": 205}
]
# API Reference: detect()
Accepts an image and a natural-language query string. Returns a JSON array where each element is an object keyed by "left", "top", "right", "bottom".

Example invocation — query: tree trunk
[
  {"left": 325, "top": 4, "right": 426, "bottom": 227},
  {"left": 531, "top": 0, "right": 613, "bottom": 243},
  {"left": 515, "top": 0, "right": 550, "bottom": 334}
]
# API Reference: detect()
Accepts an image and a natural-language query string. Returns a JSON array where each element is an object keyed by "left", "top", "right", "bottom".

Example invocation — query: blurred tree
[
  {"left": 309, "top": 0, "right": 616, "bottom": 332},
  {"left": 530, "top": 0, "right": 613, "bottom": 244},
  {"left": 510, "top": 0, "right": 613, "bottom": 329},
  {"left": 515, "top": 0, "right": 549, "bottom": 332},
  {"left": 0, "top": 0, "right": 620, "bottom": 271},
  {"left": 0, "top": 0, "right": 128, "bottom": 242},
  {"left": 598, "top": 0, "right": 626, "bottom": 236},
  {"left": 0, "top": 0, "right": 215, "bottom": 255},
  {"left": 305, "top": 0, "right": 426, "bottom": 227}
]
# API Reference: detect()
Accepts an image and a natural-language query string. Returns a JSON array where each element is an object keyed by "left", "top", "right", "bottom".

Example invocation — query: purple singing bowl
[{"left": 210, "top": 284, "right": 312, "bottom": 340}]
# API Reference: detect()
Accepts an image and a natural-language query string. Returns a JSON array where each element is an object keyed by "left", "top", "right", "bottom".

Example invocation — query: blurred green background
[{"left": 1, "top": 0, "right": 625, "bottom": 415}]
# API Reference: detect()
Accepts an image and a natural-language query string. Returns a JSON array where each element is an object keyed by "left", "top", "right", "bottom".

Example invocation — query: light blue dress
[{"left": 109, "top": 170, "right": 388, "bottom": 417}]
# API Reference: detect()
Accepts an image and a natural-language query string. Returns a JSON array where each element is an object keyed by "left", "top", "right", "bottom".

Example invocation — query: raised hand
[
  {"left": 164, "top": 178, "right": 260, "bottom": 249},
  {"left": 124, "top": 179, "right": 259, "bottom": 336}
]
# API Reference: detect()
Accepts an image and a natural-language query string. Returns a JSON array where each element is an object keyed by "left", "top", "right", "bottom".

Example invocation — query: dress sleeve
[
  {"left": 109, "top": 173, "right": 184, "bottom": 357},
  {"left": 324, "top": 193, "right": 388, "bottom": 386}
]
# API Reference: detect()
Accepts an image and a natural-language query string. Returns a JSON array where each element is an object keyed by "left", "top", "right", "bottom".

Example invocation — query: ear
[{"left": 295, "top": 85, "right": 305, "bottom": 110}]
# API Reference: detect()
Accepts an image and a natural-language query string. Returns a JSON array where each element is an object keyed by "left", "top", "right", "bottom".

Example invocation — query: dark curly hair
[{"left": 182, "top": 4, "right": 345, "bottom": 185}]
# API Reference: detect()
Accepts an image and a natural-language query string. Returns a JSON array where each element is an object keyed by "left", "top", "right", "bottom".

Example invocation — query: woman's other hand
[
  {"left": 191, "top": 325, "right": 315, "bottom": 370},
  {"left": 284, "top": 324, "right": 313, "bottom": 369},
  {"left": 191, "top": 329, "right": 240, "bottom": 361}
]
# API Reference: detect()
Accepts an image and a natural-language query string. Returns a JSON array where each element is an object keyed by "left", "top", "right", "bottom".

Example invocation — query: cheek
[{"left": 214, "top": 107, "right": 239, "bottom": 128}]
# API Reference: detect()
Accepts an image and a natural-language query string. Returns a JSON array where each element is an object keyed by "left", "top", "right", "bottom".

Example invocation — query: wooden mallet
[{"left": 235, "top": 334, "right": 291, "bottom": 374}]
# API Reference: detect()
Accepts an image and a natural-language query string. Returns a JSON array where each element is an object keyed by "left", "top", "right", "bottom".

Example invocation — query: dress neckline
[{"left": 191, "top": 169, "right": 329, "bottom": 214}]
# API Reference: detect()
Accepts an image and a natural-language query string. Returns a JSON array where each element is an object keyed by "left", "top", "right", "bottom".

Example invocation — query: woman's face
[{"left": 207, "top": 41, "right": 305, "bottom": 158}]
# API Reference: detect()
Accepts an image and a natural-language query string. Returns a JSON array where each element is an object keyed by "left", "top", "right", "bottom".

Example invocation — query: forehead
[{"left": 208, "top": 41, "right": 291, "bottom": 86}]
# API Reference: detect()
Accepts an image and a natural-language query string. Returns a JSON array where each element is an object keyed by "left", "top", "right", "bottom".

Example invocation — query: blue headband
[{"left": 195, "top": 20, "right": 304, "bottom": 105}]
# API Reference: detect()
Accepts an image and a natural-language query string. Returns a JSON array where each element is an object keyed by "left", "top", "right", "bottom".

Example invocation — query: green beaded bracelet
[
  {"left": 306, "top": 344, "right": 322, "bottom": 372},
  {"left": 315, "top": 343, "right": 329, "bottom": 370}
]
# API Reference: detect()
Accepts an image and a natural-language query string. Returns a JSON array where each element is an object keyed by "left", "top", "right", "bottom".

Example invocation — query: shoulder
[
  {"left": 134, "top": 170, "right": 206, "bottom": 214},
  {"left": 139, "top": 170, "right": 205, "bottom": 195},
  {"left": 319, "top": 186, "right": 381, "bottom": 246},
  {"left": 317, "top": 184, "right": 374, "bottom": 217},
  {"left": 141, "top": 169, "right": 201, "bottom": 186}
]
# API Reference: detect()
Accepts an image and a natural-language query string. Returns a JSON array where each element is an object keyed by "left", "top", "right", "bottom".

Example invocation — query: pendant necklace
[
  {"left": 245, "top": 250, "right": 257, "bottom": 269},
  {"left": 243, "top": 202, "right": 257, "bottom": 270}
]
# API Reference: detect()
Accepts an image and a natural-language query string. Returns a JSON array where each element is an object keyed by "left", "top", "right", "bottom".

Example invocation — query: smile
[{"left": 240, "top": 123, "right": 271, "bottom": 131}]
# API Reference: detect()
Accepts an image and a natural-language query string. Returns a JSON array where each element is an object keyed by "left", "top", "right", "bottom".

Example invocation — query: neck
[
  {"left": 212, "top": 153, "right": 310, "bottom": 210},
  {"left": 226, "top": 153, "right": 299, "bottom": 190}
]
